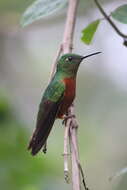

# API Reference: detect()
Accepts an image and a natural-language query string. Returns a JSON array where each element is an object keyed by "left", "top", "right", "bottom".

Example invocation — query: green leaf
[
  {"left": 21, "top": 0, "right": 68, "bottom": 27},
  {"left": 81, "top": 19, "right": 100, "bottom": 45},
  {"left": 109, "top": 167, "right": 127, "bottom": 181},
  {"left": 111, "top": 4, "right": 127, "bottom": 24}
]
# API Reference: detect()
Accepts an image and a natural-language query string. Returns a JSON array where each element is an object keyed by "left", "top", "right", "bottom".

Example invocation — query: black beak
[{"left": 82, "top": 51, "right": 101, "bottom": 60}]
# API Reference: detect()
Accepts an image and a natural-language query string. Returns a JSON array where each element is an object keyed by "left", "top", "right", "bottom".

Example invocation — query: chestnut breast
[{"left": 57, "top": 78, "right": 76, "bottom": 118}]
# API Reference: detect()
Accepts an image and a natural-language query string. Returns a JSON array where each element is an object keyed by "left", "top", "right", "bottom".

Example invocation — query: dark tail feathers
[
  {"left": 28, "top": 122, "right": 53, "bottom": 155},
  {"left": 28, "top": 99, "right": 61, "bottom": 155}
]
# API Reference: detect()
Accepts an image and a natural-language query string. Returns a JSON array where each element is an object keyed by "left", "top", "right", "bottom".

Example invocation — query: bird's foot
[{"left": 62, "top": 114, "right": 75, "bottom": 125}]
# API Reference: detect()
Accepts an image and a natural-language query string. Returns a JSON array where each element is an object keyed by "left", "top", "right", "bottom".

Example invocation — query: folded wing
[{"left": 28, "top": 80, "right": 65, "bottom": 155}]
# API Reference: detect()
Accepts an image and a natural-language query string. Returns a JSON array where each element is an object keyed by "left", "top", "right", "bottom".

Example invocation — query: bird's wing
[{"left": 28, "top": 80, "right": 65, "bottom": 155}]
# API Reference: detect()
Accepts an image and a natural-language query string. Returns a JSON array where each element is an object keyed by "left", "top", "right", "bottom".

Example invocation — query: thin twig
[
  {"left": 78, "top": 163, "right": 89, "bottom": 190},
  {"left": 70, "top": 122, "right": 89, "bottom": 190},
  {"left": 68, "top": 105, "right": 81, "bottom": 190},
  {"left": 63, "top": 118, "right": 71, "bottom": 183},
  {"left": 94, "top": 0, "right": 127, "bottom": 39},
  {"left": 69, "top": 110, "right": 89, "bottom": 190}
]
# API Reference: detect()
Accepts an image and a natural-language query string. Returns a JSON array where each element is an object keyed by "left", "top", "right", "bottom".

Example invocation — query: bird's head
[{"left": 57, "top": 52, "right": 101, "bottom": 77}]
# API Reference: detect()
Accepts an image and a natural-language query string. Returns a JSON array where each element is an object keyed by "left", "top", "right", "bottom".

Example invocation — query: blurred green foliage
[
  {"left": 0, "top": 0, "right": 34, "bottom": 13},
  {"left": 81, "top": 19, "right": 100, "bottom": 45},
  {"left": 111, "top": 4, "right": 127, "bottom": 24},
  {"left": 0, "top": 94, "right": 64, "bottom": 190}
]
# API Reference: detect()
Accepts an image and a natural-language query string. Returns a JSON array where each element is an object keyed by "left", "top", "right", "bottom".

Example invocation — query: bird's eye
[{"left": 65, "top": 56, "right": 72, "bottom": 62}]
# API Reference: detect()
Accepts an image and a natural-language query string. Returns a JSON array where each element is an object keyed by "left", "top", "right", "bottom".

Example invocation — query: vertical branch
[
  {"left": 61, "top": 0, "right": 81, "bottom": 189},
  {"left": 69, "top": 105, "right": 81, "bottom": 190},
  {"left": 62, "top": 0, "right": 79, "bottom": 53},
  {"left": 49, "top": 0, "right": 88, "bottom": 189},
  {"left": 63, "top": 117, "right": 71, "bottom": 183}
]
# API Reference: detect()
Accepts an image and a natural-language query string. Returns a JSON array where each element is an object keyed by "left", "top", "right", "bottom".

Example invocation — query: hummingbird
[{"left": 28, "top": 52, "right": 101, "bottom": 155}]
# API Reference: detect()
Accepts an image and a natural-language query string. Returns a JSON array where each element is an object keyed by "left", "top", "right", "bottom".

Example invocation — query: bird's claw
[{"left": 62, "top": 114, "right": 75, "bottom": 125}]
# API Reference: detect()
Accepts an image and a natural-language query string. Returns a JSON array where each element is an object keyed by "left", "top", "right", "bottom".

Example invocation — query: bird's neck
[{"left": 55, "top": 70, "right": 77, "bottom": 79}]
